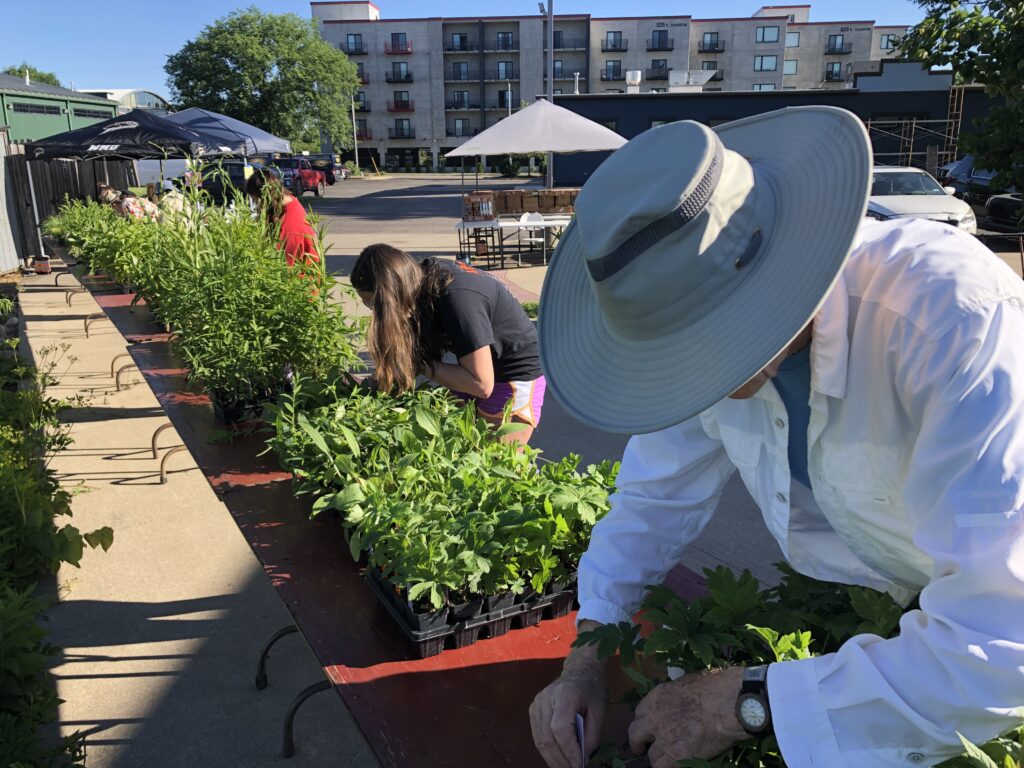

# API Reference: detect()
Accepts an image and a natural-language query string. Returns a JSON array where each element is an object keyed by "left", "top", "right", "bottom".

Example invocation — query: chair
[{"left": 516, "top": 212, "right": 547, "bottom": 266}]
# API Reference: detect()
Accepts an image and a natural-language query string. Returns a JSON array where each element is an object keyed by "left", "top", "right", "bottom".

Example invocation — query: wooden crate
[
  {"left": 463, "top": 191, "right": 496, "bottom": 221},
  {"left": 538, "top": 192, "right": 558, "bottom": 212},
  {"left": 504, "top": 189, "right": 523, "bottom": 214},
  {"left": 520, "top": 191, "right": 539, "bottom": 212}
]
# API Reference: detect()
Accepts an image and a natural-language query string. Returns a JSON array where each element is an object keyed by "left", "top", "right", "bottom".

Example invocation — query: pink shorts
[{"left": 463, "top": 376, "right": 547, "bottom": 427}]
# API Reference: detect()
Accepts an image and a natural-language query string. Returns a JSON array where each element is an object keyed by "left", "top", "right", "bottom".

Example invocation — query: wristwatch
[{"left": 735, "top": 665, "right": 772, "bottom": 736}]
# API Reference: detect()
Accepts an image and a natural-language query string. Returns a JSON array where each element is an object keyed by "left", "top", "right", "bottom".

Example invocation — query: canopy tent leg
[{"left": 461, "top": 157, "right": 464, "bottom": 195}]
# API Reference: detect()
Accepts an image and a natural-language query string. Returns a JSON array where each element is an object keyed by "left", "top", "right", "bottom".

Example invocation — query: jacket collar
[{"left": 808, "top": 269, "right": 850, "bottom": 399}]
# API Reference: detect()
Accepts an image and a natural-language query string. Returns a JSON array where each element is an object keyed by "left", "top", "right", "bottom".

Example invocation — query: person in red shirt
[{"left": 245, "top": 168, "right": 320, "bottom": 267}]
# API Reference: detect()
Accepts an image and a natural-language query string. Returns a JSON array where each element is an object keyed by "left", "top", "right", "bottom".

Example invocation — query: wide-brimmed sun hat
[{"left": 538, "top": 106, "right": 871, "bottom": 434}]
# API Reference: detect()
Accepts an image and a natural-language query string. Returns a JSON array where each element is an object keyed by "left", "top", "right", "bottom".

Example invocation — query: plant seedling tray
[{"left": 364, "top": 571, "right": 576, "bottom": 658}]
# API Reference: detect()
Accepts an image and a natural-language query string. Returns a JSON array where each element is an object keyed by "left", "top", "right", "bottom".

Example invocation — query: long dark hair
[
  {"left": 351, "top": 244, "right": 452, "bottom": 393},
  {"left": 245, "top": 167, "right": 286, "bottom": 225}
]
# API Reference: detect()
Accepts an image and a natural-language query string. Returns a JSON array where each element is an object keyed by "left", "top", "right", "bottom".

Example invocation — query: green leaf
[
  {"left": 414, "top": 407, "right": 441, "bottom": 437},
  {"left": 496, "top": 421, "right": 529, "bottom": 437},
  {"left": 956, "top": 732, "right": 1002, "bottom": 768}
]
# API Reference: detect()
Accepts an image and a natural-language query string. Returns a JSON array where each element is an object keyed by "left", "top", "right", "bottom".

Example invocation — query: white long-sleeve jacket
[{"left": 577, "top": 218, "right": 1024, "bottom": 767}]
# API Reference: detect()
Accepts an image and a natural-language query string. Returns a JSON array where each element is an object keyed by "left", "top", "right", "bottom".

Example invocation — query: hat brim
[{"left": 539, "top": 106, "right": 871, "bottom": 434}]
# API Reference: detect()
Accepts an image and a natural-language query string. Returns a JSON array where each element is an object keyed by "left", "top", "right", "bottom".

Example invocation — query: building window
[
  {"left": 605, "top": 88, "right": 623, "bottom": 93},
  {"left": 394, "top": 118, "right": 412, "bottom": 136},
  {"left": 606, "top": 31, "right": 623, "bottom": 47},
  {"left": 786, "top": 31, "right": 800, "bottom": 47},
  {"left": 752, "top": 83, "right": 777, "bottom": 91},
  {"left": 649, "top": 88, "right": 667, "bottom": 93},
  {"left": 754, "top": 55, "right": 777, "bottom": 72},
  {"left": 827, "top": 34, "right": 845, "bottom": 53},
  {"left": 497, "top": 89, "right": 515, "bottom": 108},
  {"left": 393, "top": 90, "right": 409, "bottom": 103},
  {"left": 356, "top": 62, "right": 365, "bottom": 80},
  {"left": 783, "top": 59, "right": 797, "bottom": 75},
  {"left": 701, "top": 32, "right": 721, "bottom": 52},
  {"left": 392, "top": 61, "right": 409, "bottom": 80},
  {"left": 73, "top": 108, "right": 111, "bottom": 119},
  {"left": 553, "top": 88, "right": 563, "bottom": 95},
  {"left": 389, "top": 32, "right": 409, "bottom": 53},
  {"left": 787, "top": 13, "right": 795, "bottom": 22},
  {"left": 756, "top": 26, "right": 779, "bottom": 43},
  {"left": 701, "top": 60, "right": 718, "bottom": 70},
  {"left": 454, "top": 118, "right": 470, "bottom": 136},
  {"left": 497, "top": 60, "right": 514, "bottom": 79},
  {"left": 826, "top": 61, "right": 842, "bottom": 80},
  {"left": 453, "top": 61, "right": 469, "bottom": 80},
  {"left": 497, "top": 32, "right": 514, "bottom": 50},
  {"left": 451, "top": 33, "right": 469, "bottom": 50},
  {"left": 604, "top": 60, "right": 622, "bottom": 78},
  {"left": 356, "top": 90, "right": 367, "bottom": 105},
  {"left": 12, "top": 102, "right": 61, "bottom": 115},
  {"left": 553, "top": 59, "right": 563, "bottom": 77},
  {"left": 651, "top": 58, "right": 667, "bottom": 70},
  {"left": 356, "top": 118, "right": 368, "bottom": 135},
  {"left": 452, "top": 90, "right": 469, "bottom": 107},
  {"left": 651, "top": 29, "right": 669, "bottom": 49},
  {"left": 553, "top": 30, "right": 564, "bottom": 48},
  {"left": 880, "top": 33, "right": 898, "bottom": 49}
]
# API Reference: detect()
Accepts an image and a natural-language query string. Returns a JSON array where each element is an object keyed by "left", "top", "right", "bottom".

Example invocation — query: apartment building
[{"left": 311, "top": 1, "right": 909, "bottom": 167}]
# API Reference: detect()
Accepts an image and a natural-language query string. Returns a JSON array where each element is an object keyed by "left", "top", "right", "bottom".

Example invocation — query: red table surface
[{"left": 88, "top": 288, "right": 708, "bottom": 767}]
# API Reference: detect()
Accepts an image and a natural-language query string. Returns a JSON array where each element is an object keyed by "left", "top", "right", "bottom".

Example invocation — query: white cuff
[
  {"left": 575, "top": 598, "right": 634, "bottom": 627},
  {"left": 768, "top": 659, "right": 843, "bottom": 768}
]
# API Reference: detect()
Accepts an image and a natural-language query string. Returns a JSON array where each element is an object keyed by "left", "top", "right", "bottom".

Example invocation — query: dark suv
[{"left": 308, "top": 154, "right": 343, "bottom": 185}]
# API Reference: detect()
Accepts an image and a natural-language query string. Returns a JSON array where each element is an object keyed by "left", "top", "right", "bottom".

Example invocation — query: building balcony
[
  {"left": 546, "top": 38, "right": 587, "bottom": 50},
  {"left": 388, "top": 127, "right": 416, "bottom": 139},
  {"left": 445, "top": 101, "right": 481, "bottom": 110},
  {"left": 483, "top": 69, "right": 519, "bottom": 81},
  {"left": 340, "top": 42, "right": 368, "bottom": 55},
  {"left": 824, "top": 70, "right": 844, "bottom": 81},
  {"left": 486, "top": 104, "right": 519, "bottom": 111},
  {"left": 646, "top": 67, "right": 671, "bottom": 80},
  {"left": 356, "top": 129, "right": 372, "bottom": 140},
  {"left": 647, "top": 38, "right": 674, "bottom": 51},
  {"left": 387, "top": 100, "right": 415, "bottom": 112},
  {"left": 385, "top": 72, "right": 414, "bottom": 83},
  {"left": 355, "top": 100, "right": 371, "bottom": 111},
  {"left": 601, "top": 39, "right": 628, "bottom": 52},
  {"left": 600, "top": 71, "right": 625, "bottom": 81},
  {"left": 824, "top": 42, "right": 854, "bottom": 55},
  {"left": 358, "top": 75, "right": 369, "bottom": 84},
  {"left": 445, "top": 71, "right": 480, "bottom": 82},
  {"left": 446, "top": 128, "right": 481, "bottom": 137},
  {"left": 548, "top": 71, "right": 576, "bottom": 80},
  {"left": 698, "top": 40, "right": 726, "bottom": 53},
  {"left": 708, "top": 69, "right": 724, "bottom": 81},
  {"left": 384, "top": 42, "right": 413, "bottom": 54},
  {"left": 484, "top": 39, "right": 519, "bottom": 51},
  {"left": 444, "top": 41, "right": 480, "bottom": 52}
]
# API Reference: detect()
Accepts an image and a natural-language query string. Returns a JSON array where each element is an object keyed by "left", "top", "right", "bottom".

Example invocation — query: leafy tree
[
  {"left": 2, "top": 63, "right": 62, "bottom": 87},
  {"left": 898, "top": 0, "right": 1024, "bottom": 192},
  {"left": 165, "top": 7, "right": 358, "bottom": 150}
]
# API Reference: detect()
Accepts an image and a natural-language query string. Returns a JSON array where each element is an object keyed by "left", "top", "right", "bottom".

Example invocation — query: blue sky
[{"left": 3, "top": 0, "right": 923, "bottom": 97}]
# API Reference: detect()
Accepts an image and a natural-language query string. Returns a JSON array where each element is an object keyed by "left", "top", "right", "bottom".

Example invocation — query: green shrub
[
  {"left": 269, "top": 375, "right": 617, "bottom": 608},
  {"left": 1, "top": 347, "right": 112, "bottom": 767},
  {"left": 520, "top": 300, "right": 538, "bottom": 319}
]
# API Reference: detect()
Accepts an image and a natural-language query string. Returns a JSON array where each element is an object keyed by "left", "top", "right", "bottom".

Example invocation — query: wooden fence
[{"left": 1, "top": 140, "right": 135, "bottom": 269}]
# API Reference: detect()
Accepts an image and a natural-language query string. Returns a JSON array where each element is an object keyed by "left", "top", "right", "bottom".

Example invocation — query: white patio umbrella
[{"left": 446, "top": 98, "right": 625, "bottom": 189}]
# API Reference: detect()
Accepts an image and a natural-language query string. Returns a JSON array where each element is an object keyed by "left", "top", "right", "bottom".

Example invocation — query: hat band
[{"left": 585, "top": 142, "right": 725, "bottom": 283}]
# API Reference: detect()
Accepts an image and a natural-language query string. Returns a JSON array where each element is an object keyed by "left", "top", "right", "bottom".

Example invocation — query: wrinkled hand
[
  {"left": 530, "top": 657, "right": 608, "bottom": 768},
  {"left": 628, "top": 666, "right": 747, "bottom": 768}
]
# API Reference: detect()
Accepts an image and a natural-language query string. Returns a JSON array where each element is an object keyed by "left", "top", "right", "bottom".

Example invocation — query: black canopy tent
[{"left": 25, "top": 108, "right": 234, "bottom": 161}]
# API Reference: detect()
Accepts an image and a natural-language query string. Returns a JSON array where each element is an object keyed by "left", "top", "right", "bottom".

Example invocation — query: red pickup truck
[{"left": 270, "top": 157, "right": 327, "bottom": 197}]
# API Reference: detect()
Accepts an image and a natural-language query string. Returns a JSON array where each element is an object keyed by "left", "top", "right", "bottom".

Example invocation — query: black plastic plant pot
[
  {"left": 515, "top": 586, "right": 539, "bottom": 605},
  {"left": 400, "top": 601, "right": 450, "bottom": 633},
  {"left": 484, "top": 592, "right": 515, "bottom": 613},
  {"left": 211, "top": 395, "right": 263, "bottom": 426},
  {"left": 549, "top": 571, "right": 579, "bottom": 596},
  {"left": 450, "top": 596, "right": 484, "bottom": 622}
]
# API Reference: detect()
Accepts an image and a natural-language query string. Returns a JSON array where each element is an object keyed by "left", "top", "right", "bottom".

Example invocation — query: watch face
[{"left": 739, "top": 696, "right": 767, "bottom": 730}]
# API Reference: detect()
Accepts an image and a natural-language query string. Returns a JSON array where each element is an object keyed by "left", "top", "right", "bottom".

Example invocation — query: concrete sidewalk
[{"left": 19, "top": 272, "right": 377, "bottom": 767}]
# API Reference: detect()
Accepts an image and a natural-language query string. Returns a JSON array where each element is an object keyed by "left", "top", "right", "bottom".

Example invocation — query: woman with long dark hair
[
  {"left": 351, "top": 244, "right": 545, "bottom": 444},
  {"left": 246, "top": 168, "right": 319, "bottom": 267}
]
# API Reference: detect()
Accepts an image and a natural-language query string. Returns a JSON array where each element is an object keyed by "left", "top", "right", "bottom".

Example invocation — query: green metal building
[{"left": 0, "top": 73, "right": 118, "bottom": 142}]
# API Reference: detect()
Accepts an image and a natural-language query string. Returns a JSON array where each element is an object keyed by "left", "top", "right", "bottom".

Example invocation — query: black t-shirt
[{"left": 430, "top": 259, "right": 541, "bottom": 382}]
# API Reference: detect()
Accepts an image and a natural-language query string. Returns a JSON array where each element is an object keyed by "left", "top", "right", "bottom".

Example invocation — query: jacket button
[
  {"left": 775, "top": 418, "right": 785, "bottom": 429},
  {"left": 776, "top": 491, "right": 787, "bottom": 503},
  {"left": 907, "top": 754, "right": 925, "bottom": 763}
]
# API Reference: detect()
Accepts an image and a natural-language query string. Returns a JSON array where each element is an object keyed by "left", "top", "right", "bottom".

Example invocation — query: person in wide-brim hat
[{"left": 531, "top": 106, "right": 1024, "bottom": 768}]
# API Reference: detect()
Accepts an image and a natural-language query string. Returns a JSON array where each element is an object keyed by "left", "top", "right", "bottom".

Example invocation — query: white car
[{"left": 867, "top": 166, "right": 977, "bottom": 234}]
